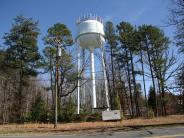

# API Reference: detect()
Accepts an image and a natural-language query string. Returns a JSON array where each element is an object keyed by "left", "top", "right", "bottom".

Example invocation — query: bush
[
  {"left": 58, "top": 96, "right": 76, "bottom": 122},
  {"left": 26, "top": 93, "right": 48, "bottom": 122},
  {"left": 85, "top": 113, "right": 102, "bottom": 121},
  {"left": 147, "top": 109, "right": 155, "bottom": 119},
  {"left": 75, "top": 113, "right": 102, "bottom": 122}
]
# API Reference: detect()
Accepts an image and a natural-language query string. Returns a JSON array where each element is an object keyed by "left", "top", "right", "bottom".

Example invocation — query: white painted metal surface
[
  {"left": 90, "top": 49, "right": 97, "bottom": 108},
  {"left": 77, "top": 45, "right": 80, "bottom": 114},
  {"left": 102, "top": 110, "right": 121, "bottom": 121},
  {"left": 76, "top": 18, "right": 105, "bottom": 50},
  {"left": 76, "top": 14, "right": 110, "bottom": 111},
  {"left": 58, "top": 47, "right": 61, "bottom": 57},
  {"left": 101, "top": 47, "right": 110, "bottom": 111},
  {"left": 81, "top": 48, "right": 86, "bottom": 105}
]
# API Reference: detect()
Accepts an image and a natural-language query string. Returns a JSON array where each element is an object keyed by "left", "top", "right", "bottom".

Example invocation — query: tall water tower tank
[
  {"left": 76, "top": 14, "right": 105, "bottom": 50},
  {"left": 76, "top": 14, "right": 108, "bottom": 111}
]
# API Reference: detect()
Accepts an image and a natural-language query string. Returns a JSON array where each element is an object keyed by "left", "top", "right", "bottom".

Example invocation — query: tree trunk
[
  {"left": 130, "top": 50, "right": 140, "bottom": 116},
  {"left": 18, "top": 68, "right": 23, "bottom": 123},
  {"left": 155, "top": 50, "right": 166, "bottom": 116},
  {"left": 2, "top": 80, "right": 6, "bottom": 124},
  {"left": 157, "top": 78, "right": 163, "bottom": 116},
  {"left": 103, "top": 50, "right": 112, "bottom": 110},
  {"left": 146, "top": 46, "right": 157, "bottom": 116},
  {"left": 183, "top": 90, "right": 184, "bottom": 113},
  {"left": 110, "top": 44, "right": 117, "bottom": 109},
  {"left": 50, "top": 52, "right": 54, "bottom": 111},
  {"left": 140, "top": 50, "right": 148, "bottom": 115},
  {"left": 160, "top": 81, "right": 167, "bottom": 116},
  {"left": 117, "top": 62, "right": 130, "bottom": 116},
  {"left": 126, "top": 51, "right": 134, "bottom": 117}
]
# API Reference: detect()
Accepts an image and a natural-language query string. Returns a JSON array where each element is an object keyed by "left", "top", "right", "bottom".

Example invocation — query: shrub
[
  {"left": 26, "top": 93, "right": 48, "bottom": 122},
  {"left": 147, "top": 109, "right": 155, "bottom": 119}
]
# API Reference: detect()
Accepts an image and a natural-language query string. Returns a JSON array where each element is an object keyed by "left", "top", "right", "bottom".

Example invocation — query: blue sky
[
  {"left": 1, "top": 0, "right": 174, "bottom": 48},
  {"left": 0, "top": 0, "right": 177, "bottom": 93}
]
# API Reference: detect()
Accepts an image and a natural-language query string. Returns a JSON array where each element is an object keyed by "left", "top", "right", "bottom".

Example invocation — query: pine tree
[
  {"left": 117, "top": 22, "right": 140, "bottom": 117},
  {"left": 105, "top": 21, "right": 119, "bottom": 110},
  {"left": 3, "top": 15, "right": 41, "bottom": 123},
  {"left": 29, "top": 92, "right": 47, "bottom": 122},
  {"left": 138, "top": 25, "right": 172, "bottom": 116},
  {"left": 43, "top": 23, "right": 76, "bottom": 123},
  {"left": 148, "top": 86, "right": 156, "bottom": 112},
  {"left": 169, "top": 0, "right": 184, "bottom": 53}
]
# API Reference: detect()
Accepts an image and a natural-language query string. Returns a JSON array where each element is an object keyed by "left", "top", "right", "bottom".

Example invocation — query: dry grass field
[{"left": 0, "top": 115, "right": 184, "bottom": 135}]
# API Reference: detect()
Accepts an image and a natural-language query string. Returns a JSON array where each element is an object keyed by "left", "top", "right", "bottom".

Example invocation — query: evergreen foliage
[
  {"left": 148, "top": 86, "right": 156, "bottom": 111},
  {"left": 3, "top": 15, "right": 41, "bottom": 123}
]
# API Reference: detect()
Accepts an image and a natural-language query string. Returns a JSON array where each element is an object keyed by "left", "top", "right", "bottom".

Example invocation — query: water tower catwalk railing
[
  {"left": 76, "top": 14, "right": 103, "bottom": 25},
  {"left": 76, "top": 14, "right": 110, "bottom": 114}
]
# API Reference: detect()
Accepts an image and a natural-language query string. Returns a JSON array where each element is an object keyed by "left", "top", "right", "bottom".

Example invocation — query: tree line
[
  {"left": 0, "top": 0, "right": 184, "bottom": 123},
  {"left": 105, "top": 21, "right": 180, "bottom": 118}
]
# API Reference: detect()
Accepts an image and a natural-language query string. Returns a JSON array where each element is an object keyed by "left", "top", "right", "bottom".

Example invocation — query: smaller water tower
[{"left": 76, "top": 14, "right": 110, "bottom": 114}]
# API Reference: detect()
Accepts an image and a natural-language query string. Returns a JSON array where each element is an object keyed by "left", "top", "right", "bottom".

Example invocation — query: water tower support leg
[
  {"left": 77, "top": 46, "right": 80, "bottom": 114},
  {"left": 90, "top": 50, "right": 97, "bottom": 109},
  {"left": 82, "top": 48, "right": 86, "bottom": 105},
  {"left": 101, "top": 47, "right": 110, "bottom": 111}
]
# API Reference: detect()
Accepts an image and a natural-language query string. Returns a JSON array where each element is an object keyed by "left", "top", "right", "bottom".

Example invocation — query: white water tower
[{"left": 76, "top": 14, "right": 110, "bottom": 114}]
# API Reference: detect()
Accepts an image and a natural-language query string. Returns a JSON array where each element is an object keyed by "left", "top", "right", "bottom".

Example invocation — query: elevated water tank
[{"left": 76, "top": 14, "right": 105, "bottom": 50}]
